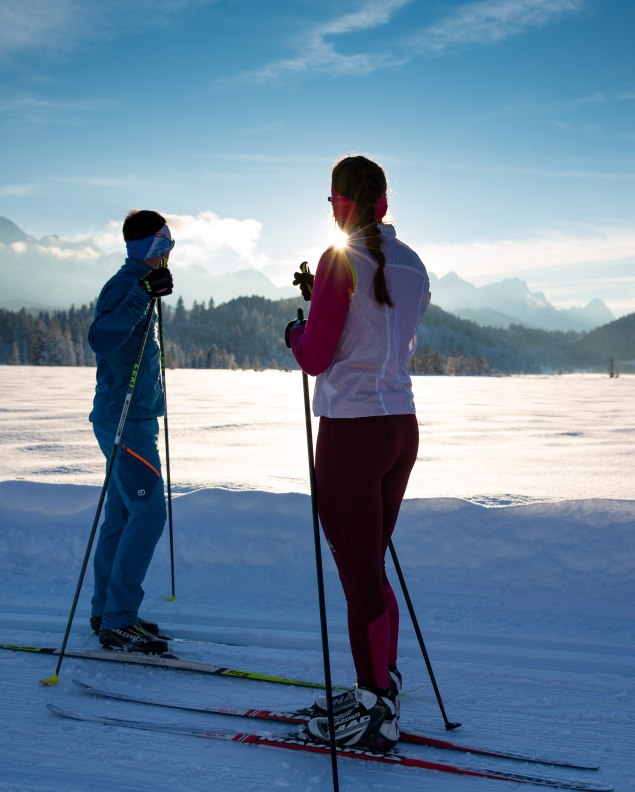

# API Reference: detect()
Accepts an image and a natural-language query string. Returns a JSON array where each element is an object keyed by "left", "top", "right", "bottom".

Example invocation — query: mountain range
[
  {"left": 0, "top": 216, "right": 615, "bottom": 331},
  {"left": 0, "top": 217, "right": 295, "bottom": 312},
  {"left": 428, "top": 271, "right": 614, "bottom": 331}
]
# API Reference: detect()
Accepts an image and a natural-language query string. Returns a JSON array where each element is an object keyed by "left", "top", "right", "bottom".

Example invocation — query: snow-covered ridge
[{"left": 1, "top": 482, "right": 633, "bottom": 603}]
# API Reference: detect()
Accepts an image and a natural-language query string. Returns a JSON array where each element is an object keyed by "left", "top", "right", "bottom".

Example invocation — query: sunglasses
[{"left": 155, "top": 232, "right": 175, "bottom": 251}]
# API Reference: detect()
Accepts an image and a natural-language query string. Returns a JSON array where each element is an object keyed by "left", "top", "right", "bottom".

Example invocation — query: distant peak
[
  {"left": 440, "top": 271, "right": 465, "bottom": 283},
  {"left": 0, "top": 217, "right": 31, "bottom": 244}
]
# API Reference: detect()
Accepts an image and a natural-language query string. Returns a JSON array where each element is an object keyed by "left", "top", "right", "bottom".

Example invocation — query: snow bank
[{"left": 1, "top": 481, "right": 633, "bottom": 638}]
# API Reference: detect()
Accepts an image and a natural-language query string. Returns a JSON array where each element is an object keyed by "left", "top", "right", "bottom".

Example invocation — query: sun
[{"left": 329, "top": 225, "right": 349, "bottom": 250}]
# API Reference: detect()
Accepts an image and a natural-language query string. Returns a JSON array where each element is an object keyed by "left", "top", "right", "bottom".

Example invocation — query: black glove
[
  {"left": 292, "top": 261, "right": 314, "bottom": 301},
  {"left": 285, "top": 318, "right": 306, "bottom": 348},
  {"left": 138, "top": 268, "right": 173, "bottom": 298}
]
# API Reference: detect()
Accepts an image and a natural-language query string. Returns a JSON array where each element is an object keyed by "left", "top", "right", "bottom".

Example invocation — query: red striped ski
[
  {"left": 72, "top": 678, "right": 598, "bottom": 770},
  {"left": 47, "top": 704, "right": 612, "bottom": 791}
]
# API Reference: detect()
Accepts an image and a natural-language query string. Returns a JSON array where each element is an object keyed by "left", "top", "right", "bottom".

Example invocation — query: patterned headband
[{"left": 126, "top": 225, "right": 175, "bottom": 261}]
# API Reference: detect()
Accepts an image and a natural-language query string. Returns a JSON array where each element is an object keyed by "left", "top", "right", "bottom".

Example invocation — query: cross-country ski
[
  {"left": 46, "top": 704, "right": 613, "bottom": 792},
  {"left": 72, "top": 678, "right": 599, "bottom": 771},
  {"left": 0, "top": 643, "right": 328, "bottom": 688}
]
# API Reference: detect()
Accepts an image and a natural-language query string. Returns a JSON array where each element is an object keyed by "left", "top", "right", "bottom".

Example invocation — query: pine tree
[{"left": 8, "top": 341, "right": 20, "bottom": 365}]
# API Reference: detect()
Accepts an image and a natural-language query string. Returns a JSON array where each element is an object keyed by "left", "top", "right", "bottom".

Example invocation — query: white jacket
[{"left": 313, "top": 224, "right": 430, "bottom": 418}]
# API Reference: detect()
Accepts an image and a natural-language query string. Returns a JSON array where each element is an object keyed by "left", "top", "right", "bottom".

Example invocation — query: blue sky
[{"left": 1, "top": 0, "right": 634, "bottom": 315}]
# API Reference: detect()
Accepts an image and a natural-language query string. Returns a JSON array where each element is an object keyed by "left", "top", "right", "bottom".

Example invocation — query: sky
[{"left": 0, "top": 0, "right": 634, "bottom": 316}]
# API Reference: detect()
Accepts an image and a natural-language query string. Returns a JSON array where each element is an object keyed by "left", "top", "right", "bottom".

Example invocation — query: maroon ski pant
[{"left": 315, "top": 413, "right": 419, "bottom": 692}]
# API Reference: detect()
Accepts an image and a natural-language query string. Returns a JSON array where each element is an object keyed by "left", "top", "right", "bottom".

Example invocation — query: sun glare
[{"left": 330, "top": 225, "right": 349, "bottom": 249}]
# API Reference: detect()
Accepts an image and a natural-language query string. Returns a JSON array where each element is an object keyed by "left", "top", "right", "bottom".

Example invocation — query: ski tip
[{"left": 40, "top": 673, "right": 59, "bottom": 687}]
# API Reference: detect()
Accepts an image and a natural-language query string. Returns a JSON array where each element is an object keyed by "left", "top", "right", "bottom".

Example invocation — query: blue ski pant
[{"left": 91, "top": 418, "right": 167, "bottom": 630}]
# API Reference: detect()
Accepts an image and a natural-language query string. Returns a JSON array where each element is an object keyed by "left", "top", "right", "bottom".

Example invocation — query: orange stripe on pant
[{"left": 121, "top": 444, "right": 161, "bottom": 478}]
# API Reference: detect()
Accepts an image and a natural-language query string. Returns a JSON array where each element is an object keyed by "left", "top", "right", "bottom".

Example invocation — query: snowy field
[
  {"left": 0, "top": 368, "right": 632, "bottom": 502},
  {"left": 0, "top": 368, "right": 633, "bottom": 791}
]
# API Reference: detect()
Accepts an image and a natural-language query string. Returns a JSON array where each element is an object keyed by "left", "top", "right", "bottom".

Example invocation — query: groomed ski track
[
  {"left": 1, "top": 609, "right": 628, "bottom": 791},
  {"left": 47, "top": 703, "right": 613, "bottom": 792},
  {"left": 2, "top": 476, "right": 634, "bottom": 791},
  {"left": 71, "top": 678, "right": 599, "bottom": 770}
]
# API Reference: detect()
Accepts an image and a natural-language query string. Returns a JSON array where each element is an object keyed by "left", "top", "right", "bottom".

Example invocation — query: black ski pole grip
[{"left": 297, "top": 308, "right": 304, "bottom": 322}]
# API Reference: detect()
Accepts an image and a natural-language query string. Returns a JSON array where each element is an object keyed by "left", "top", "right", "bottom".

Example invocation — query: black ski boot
[
  {"left": 299, "top": 687, "right": 357, "bottom": 717},
  {"left": 91, "top": 616, "right": 161, "bottom": 636},
  {"left": 302, "top": 665, "right": 402, "bottom": 720},
  {"left": 98, "top": 625, "right": 168, "bottom": 655},
  {"left": 306, "top": 686, "right": 399, "bottom": 752},
  {"left": 389, "top": 665, "right": 402, "bottom": 719}
]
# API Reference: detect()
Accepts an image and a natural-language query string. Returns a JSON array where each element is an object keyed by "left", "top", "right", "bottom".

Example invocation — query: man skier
[{"left": 88, "top": 209, "right": 174, "bottom": 655}]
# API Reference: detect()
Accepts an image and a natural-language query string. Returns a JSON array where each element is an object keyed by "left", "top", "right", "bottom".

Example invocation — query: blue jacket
[{"left": 89, "top": 258, "right": 164, "bottom": 424}]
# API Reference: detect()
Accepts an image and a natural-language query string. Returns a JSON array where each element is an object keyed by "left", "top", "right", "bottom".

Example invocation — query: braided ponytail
[
  {"left": 358, "top": 206, "right": 393, "bottom": 307},
  {"left": 332, "top": 156, "right": 393, "bottom": 307}
]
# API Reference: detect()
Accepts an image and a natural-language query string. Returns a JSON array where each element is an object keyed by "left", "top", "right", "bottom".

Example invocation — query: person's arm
[
  {"left": 290, "top": 247, "right": 354, "bottom": 376},
  {"left": 88, "top": 282, "right": 152, "bottom": 357}
]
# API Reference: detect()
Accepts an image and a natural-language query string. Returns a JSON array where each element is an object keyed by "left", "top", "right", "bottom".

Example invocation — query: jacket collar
[{"left": 123, "top": 257, "right": 153, "bottom": 275}]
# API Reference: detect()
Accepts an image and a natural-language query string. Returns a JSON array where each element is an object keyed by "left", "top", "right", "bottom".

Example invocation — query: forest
[{"left": 0, "top": 296, "right": 633, "bottom": 375}]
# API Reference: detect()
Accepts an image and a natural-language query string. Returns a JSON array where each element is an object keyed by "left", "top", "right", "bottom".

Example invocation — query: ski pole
[
  {"left": 298, "top": 307, "right": 340, "bottom": 791},
  {"left": 157, "top": 298, "right": 176, "bottom": 601},
  {"left": 41, "top": 299, "right": 158, "bottom": 686},
  {"left": 388, "top": 539, "right": 461, "bottom": 730}
]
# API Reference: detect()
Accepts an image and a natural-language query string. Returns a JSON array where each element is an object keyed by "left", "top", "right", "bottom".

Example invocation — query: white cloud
[
  {"left": 421, "top": 226, "right": 635, "bottom": 281},
  {"left": 6, "top": 237, "right": 103, "bottom": 261},
  {"left": 53, "top": 176, "right": 139, "bottom": 188},
  {"left": 418, "top": 225, "right": 635, "bottom": 315},
  {"left": 87, "top": 221, "right": 121, "bottom": 254},
  {"left": 407, "top": 0, "right": 586, "bottom": 56},
  {"left": 166, "top": 211, "right": 268, "bottom": 271},
  {"left": 233, "top": 0, "right": 586, "bottom": 84},
  {"left": 569, "top": 90, "right": 635, "bottom": 108},
  {"left": 5, "top": 209, "right": 268, "bottom": 271},
  {"left": 87, "top": 211, "right": 270, "bottom": 274},
  {"left": 35, "top": 244, "right": 101, "bottom": 261},
  {"left": 0, "top": 95, "right": 114, "bottom": 124},
  {"left": 0, "top": 184, "right": 34, "bottom": 196},
  {"left": 0, "top": 0, "right": 78, "bottom": 58},
  {"left": 228, "top": 0, "right": 411, "bottom": 83},
  {"left": 0, "top": 0, "right": 220, "bottom": 59}
]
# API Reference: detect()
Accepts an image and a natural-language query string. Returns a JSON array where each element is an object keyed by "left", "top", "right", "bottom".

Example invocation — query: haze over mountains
[
  {"left": 0, "top": 217, "right": 615, "bottom": 331},
  {"left": 429, "top": 272, "right": 614, "bottom": 331},
  {"left": 0, "top": 217, "right": 294, "bottom": 312}
]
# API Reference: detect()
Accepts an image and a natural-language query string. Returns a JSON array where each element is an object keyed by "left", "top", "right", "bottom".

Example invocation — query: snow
[{"left": 0, "top": 368, "right": 633, "bottom": 791}]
